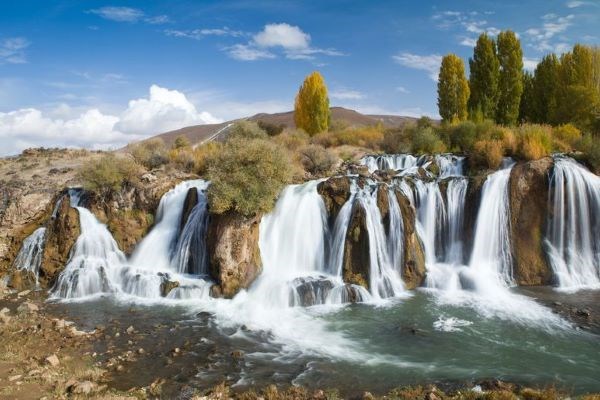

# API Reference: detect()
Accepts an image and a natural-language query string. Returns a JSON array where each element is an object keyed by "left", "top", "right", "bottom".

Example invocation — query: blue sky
[{"left": 0, "top": 0, "right": 598, "bottom": 154}]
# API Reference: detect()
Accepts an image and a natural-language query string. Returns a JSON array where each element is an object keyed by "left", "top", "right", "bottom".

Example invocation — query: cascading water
[
  {"left": 12, "top": 227, "right": 47, "bottom": 284},
  {"left": 545, "top": 156, "right": 600, "bottom": 290},
  {"left": 52, "top": 181, "right": 212, "bottom": 300}
]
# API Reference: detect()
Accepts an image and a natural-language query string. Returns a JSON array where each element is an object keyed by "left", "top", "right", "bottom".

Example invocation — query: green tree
[
  {"left": 496, "top": 31, "right": 524, "bottom": 125},
  {"left": 519, "top": 70, "right": 534, "bottom": 123},
  {"left": 294, "top": 71, "right": 330, "bottom": 135},
  {"left": 437, "top": 54, "right": 470, "bottom": 123},
  {"left": 531, "top": 53, "right": 561, "bottom": 124},
  {"left": 468, "top": 33, "right": 500, "bottom": 120}
]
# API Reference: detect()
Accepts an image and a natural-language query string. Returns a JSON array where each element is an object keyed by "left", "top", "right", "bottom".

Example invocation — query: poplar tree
[
  {"left": 519, "top": 71, "right": 534, "bottom": 123},
  {"left": 294, "top": 71, "right": 330, "bottom": 135},
  {"left": 496, "top": 30, "right": 524, "bottom": 125},
  {"left": 468, "top": 33, "right": 500, "bottom": 120},
  {"left": 437, "top": 54, "right": 470, "bottom": 123},
  {"left": 531, "top": 53, "right": 560, "bottom": 124}
]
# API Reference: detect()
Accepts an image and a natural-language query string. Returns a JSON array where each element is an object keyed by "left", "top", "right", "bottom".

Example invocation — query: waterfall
[
  {"left": 545, "top": 156, "right": 600, "bottom": 290},
  {"left": 328, "top": 181, "right": 357, "bottom": 277},
  {"left": 445, "top": 178, "right": 468, "bottom": 264},
  {"left": 355, "top": 184, "right": 405, "bottom": 299},
  {"left": 387, "top": 187, "right": 404, "bottom": 270},
  {"left": 468, "top": 162, "right": 515, "bottom": 287},
  {"left": 12, "top": 227, "right": 47, "bottom": 284},
  {"left": 52, "top": 181, "right": 213, "bottom": 300}
]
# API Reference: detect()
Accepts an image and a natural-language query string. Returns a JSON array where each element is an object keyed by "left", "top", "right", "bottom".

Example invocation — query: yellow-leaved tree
[{"left": 294, "top": 71, "right": 330, "bottom": 135}]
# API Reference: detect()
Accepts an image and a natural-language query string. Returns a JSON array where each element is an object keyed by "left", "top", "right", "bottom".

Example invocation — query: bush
[
  {"left": 516, "top": 124, "right": 553, "bottom": 161},
  {"left": 314, "top": 125, "right": 384, "bottom": 149},
  {"left": 193, "top": 141, "right": 222, "bottom": 176},
  {"left": 577, "top": 134, "right": 600, "bottom": 173},
  {"left": 297, "top": 144, "right": 338, "bottom": 176},
  {"left": 127, "top": 138, "right": 169, "bottom": 170},
  {"left": 78, "top": 154, "right": 141, "bottom": 195},
  {"left": 381, "top": 127, "right": 412, "bottom": 153},
  {"left": 206, "top": 138, "right": 293, "bottom": 216},
  {"left": 448, "top": 121, "right": 478, "bottom": 153},
  {"left": 411, "top": 126, "right": 447, "bottom": 154},
  {"left": 168, "top": 148, "right": 195, "bottom": 172},
  {"left": 489, "top": 126, "right": 517, "bottom": 155},
  {"left": 172, "top": 135, "right": 191, "bottom": 149},
  {"left": 274, "top": 129, "right": 310, "bottom": 151},
  {"left": 471, "top": 139, "right": 505, "bottom": 169},
  {"left": 257, "top": 120, "right": 285, "bottom": 136},
  {"left": 227, "top": 121, "right": 268, "bottom": 141},
  {"left": 553, "top": 123, "right": 581, "bottom": 152}
]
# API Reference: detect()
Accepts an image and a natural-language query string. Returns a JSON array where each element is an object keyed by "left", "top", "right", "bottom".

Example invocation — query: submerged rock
[
  {"left": 207, "top": 211, "right": 262, "bottom": 298},
  {"left": 508, "top": 157, "right": 554, "bottom": 285}
]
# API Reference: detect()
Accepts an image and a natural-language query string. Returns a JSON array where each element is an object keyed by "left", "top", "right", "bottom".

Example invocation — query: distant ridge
[{"left": 135, "top": 107, "right": 420, "bottom": 148}]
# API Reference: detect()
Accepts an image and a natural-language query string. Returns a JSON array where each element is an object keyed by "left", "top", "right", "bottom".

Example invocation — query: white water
[
  {"left": 12, "top": 227, "right": 47, "bottom": 284},
  {"left": 546, "top": 156, "right": 600, "bottom": 291}
]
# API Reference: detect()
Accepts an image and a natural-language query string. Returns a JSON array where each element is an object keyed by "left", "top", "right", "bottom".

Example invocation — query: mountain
[{"left": 137, "top": 107, "right": 419, "bottom": 148}]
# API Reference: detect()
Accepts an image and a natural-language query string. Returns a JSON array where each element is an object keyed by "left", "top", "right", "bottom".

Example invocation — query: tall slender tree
[
  {"left": 531, "top": 53, "right": 560, "bottom": 124},
  {"left": 437, "top": 54, "right": 470, "bottom": 123},
  {"left": 468, "top": 33, "right": 500, "bottom": 120},
  {"left": 496, "top": 30, "right": 524, "bottom": 125},
  {"left": 519, "top": 70, "right": 534, "bottom": 123},
  {"left": 294, "top": 71, "right": 330, "bottom": 135}
]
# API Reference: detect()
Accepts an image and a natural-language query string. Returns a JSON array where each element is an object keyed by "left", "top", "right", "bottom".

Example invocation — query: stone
[
  {"left": 126, "top": 326, "right": 135, "bottom": 335},
  {"left": 17, "top": 289, "right": 31, "bottom": 297},
  {"left": 160, "top": 278, "right": 180, "bottom": 297},
  {"left": 8, "top": 375, "right": 22, "bottom": 382},
  {"left": 45, "top": 354, "right": 60, "bottom": 367},
  {"left": 69, "top": 380, "right": 100, "bottom": 395},
  {"left": 17, "top": 301, "right": 39, "bottom": 314}
]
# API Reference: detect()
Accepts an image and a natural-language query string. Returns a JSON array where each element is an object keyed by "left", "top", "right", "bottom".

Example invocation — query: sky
[{"left": 0, "top": 0, "right": 599, "bottom": 155}]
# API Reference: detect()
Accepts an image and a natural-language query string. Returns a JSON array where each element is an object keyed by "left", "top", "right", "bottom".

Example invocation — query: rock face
[
  {"left": 180, "top": 187, "right": 199, "bottom": 233},
  {"left": 462, "top": 172, "right": 489, "bottom": 263},
  {"left": 508, "top": 157, "right": 554, "bottom": 285},
  {"left": 206, "top": 212, "right": 262, "bottom": 298},
  {"left": 395, "top": 191, "right": 426, "bottom": 289},
  {"left": 41, "top": 193, "right": 81, "bottom": 286},
  {"left": 343, "top": 202, "right": 370, "bottom": 288},
  {"left": 317, "top": 177, "right": 351, "bottom": 222}
]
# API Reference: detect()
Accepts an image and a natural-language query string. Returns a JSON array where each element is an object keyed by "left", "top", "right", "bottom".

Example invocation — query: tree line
[{"left": 438, "top": 31, "right": 600, "bottom": 134}]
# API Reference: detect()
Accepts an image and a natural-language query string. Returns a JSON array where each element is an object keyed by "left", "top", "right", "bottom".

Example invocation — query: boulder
[
  {"left": 160, "top": 278, "right": 180, "bottom": 297},
  {"left": 395, "top": 191, "right": 427, "bottom": 289},
  {"left": 317, "top": 176, "right": 351, "bottom": 221},
  {"left": 342, "top": 202, "right": 370, "bottom": 288},
  {"left": 207, "top": 212, "right": 262, "bottom": 298},
  {"left": 40, "top": 194, "right": 80, "bottom": 286},
  {"left": 180, "top": 187, "right": 199, "bottom": 233},
  {"left": 508, "top": 157, "right": 554, "bottom": 285}
]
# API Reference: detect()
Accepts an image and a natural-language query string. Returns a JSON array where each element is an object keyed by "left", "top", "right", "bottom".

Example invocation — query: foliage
[
  {"left": 78, "top": 154, "right": 141, "bottom": 195},
  {"left": 127, "top": 138, "right": 169, "bottom": 170},
  {"left": 173, "top": 135, "right": 190, "bottom": 149},
  {"left": 228, "top": 120, "right": 269, "bottom": 141},
  {"left": 294, "top": 71, "right": 330, "bottom": 135},
  {"left": 438, "top": 54, "right": 470, "bottom": 123},
  {"left": 515, "top": 124, "right": 553, "bottom": 161},
  {"left": 296, "top": 144, "right": 338, "bottom": 176},
  {"left": 577, "top": 134, "right": 600, "bottom": 174},
  {"left": 411, "top": 126, "right": 447, "bottom": 154},
  {"left": 257, "top": 120, "right": 286, "bottom": 136},
  {"left": 447, "top": 121, "right": 478, "bottom": 153},
  {"left": 273, "top": 129, "right": 310, "bottom": 151},
  {"left": 382, "top": 127, "right": 412, "bottom": 154},
  {"left": 519, "top": 71, "right": 534, "bottom": 123},
  {"left": 530, "top": 54, "right": 561, "bottom": 124},
  {"left": 168, "top": 148, "right": 195, "bottom": 172},
  {"left": 193, "top": 141, "right": 222, "bottom": 176},
  {"left": 313, "top": 126, "right": 384, "bottom": 150},
  {"left": 496, "top": 30, "right": 524, "bottom": 125},
  {"left": 552, "top": 123, "right": 581, "bottom": 152},
  {"left": 206, "top": 138, "right": 293, "bottom": 216},
  {"left": 469, "top": 33, "right": 500, "bottom": 119},
  {"left": 471, "top": 139, "right": 504, "bottom": 169}
]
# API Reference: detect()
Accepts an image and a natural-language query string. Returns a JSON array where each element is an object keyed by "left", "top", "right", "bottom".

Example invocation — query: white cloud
[
  {"left": 566, "top": 1, "right": 586, "bottom": 8},
  {"left": 165, "top": 27, "right": 245, "bottom": 40},
  {"left": 392, "top": 53, "right": 443, "bottom": 81},
  {"left": 432, "top": 10, "right": 500, "bottom": 45},
  {"left": 460, "top": 37, "right": 477, "bottom": 47},
  {"left": 226, "top": 44, "right": 275, "bottom": 61},
  {"left": 330, "top": 89, "right": 365, "bottom": 100},
  {"left": 396, "top": 86, "right": 410, "bottom": 94},
  {"left": 0, "top": 85, "right": 221, "bottom": 155},
  {"left": 0, "top": 37, "right": 30, "bottom": 64},
  {"left": 525, "top": 14, "right": 574, "bottom": 52},
  {"left": 89, "top": 6, "right": 170, "bottom": 25},
  {"left": 523, "top": 57, "right": 539, "bottom": 71},
  {"left": 226, "top": 23, "right": 343, "bottom": 61}
]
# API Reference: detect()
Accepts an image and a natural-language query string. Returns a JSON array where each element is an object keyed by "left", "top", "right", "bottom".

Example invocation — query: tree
[
  {"left": 437, "top": 54, "right": 470, "bottom": 123},
  {"left": 519, "top": 70, "right": 534, "bottom": 123},
  {"left": 531, "top": 53, "right": 560, "bottom": 124},
  {"left": 496, "top": 30, "right": 524, "bottom": 125},
  {"left": 468, "top": 33, "right": 500, "bottom": 120},
  {"left": 173, "top": 135, "right": 190, "bottom": 149},
  {"left": 294, "top": 71, "right": 330, "bottom": 135}
]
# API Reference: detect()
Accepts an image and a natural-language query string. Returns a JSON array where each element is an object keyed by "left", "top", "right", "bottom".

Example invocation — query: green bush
[
  {"left": 193, "top": 141, "right": 222, "bottom": 176},
  {"left": 553, "top": 123, "right": 581, "bottom": 152},
  {"left": 448, "top": 121, "right": 478, "bottom": 153},
  {"left": 411, "top": 126, "right": 447, "bottom": 154},
  {"left": 257, "top": 120, "right": 285, "bottom": 136},
  {"left": 381, "top": 128, "right": 412, "bottom": 154},
  {"left": 206, "top": 138, "right": 293, "bottom": 216},
  {"left": 227, "top": 121, "right": 269, "bottom": 141},
  {"left": 577, "top": 134, "right": 600, "bottom": 173},
  {"left": 78, "top": 154, "right": 141, "bottom": 195},
  {"left": 127, "top": 138, "right": 169, "bottom": 170},
  {"left": 274, "top": 129, "right": 310, "bottom": 151},
  {"left": 297, "top": 144, "right": 338, "bottom": 176},
  {"left": 515, "top": 124, "right": 553, "bottom": 160},
  {"left": 172, "top": 135, "right": 191, "bottom": 149}
]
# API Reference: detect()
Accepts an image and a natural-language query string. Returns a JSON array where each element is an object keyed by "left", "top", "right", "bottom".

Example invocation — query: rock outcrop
[
  {"left": 180, "top": 187, "right": 199, "bottom": 233},
  {"left": 462, "top": 172, "right": 489, "bottom": 263},
  {"left": 342, "top": 202, "right": 370, "bottom": 288},
  {"left": 508, "top": 158, "right": 554, "bottom": 285},
  {"left": 206, "top": 212, "right": 262, "bottom": 298},
  {"left": 395, "top": 191, "right": 426, "bottom": 289},
  {"left": 317, "top": 177, "right": 351, "bottom": 221}
]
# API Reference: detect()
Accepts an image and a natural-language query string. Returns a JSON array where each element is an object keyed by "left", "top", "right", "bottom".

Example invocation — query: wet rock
[
  {"left": 45, "top": 354, "right": 60, "bottom": 367},
  {"left": 509, "top": 157, "right": 554, "bottom": 285},
  {"left": 207, "top": 211, "right": 262, "bottom": 298},
  {"left": 160, "top": 278, "right": 180, "bottom": 297},
  {"left": 126, "top": 326, "right": 135, "bottom": 335},
  {"left": 230, "top": 350, "right": 244, "bottom": 360},
  {"left": 180, "top": 187, "right": 199, "bottom": 233},
  {"left": 317, "top": 176, "right": 351, "bottom": 219},
  {"left": 342, "top": 201, "right": 370, "bottom": 288},
  {"left": 395, "top": 191, "right": 426, "bottom": 289},
  {"left": 291, "top": 277, "right": 335, "bottom": 306}
]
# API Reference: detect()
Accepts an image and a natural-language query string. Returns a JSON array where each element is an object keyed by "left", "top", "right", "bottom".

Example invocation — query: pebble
[{"left": 126, "top": 326, "right": 135, "bottom": 335}]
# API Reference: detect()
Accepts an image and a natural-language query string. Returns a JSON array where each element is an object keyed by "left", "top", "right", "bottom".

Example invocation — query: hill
[{"left": 137, "top": 107, "right": 419, "bottom": 148}]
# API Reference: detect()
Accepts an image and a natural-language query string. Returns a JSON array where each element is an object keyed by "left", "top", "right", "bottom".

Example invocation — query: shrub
[
  {"left": 168, "top": 148, "right": 195, "bottom": 172},
  {"left": 577, "top": 134, "right": 600, "bottom": 173},
  {"left": 553, "top": 123, "right": 581, "bottom": 152},
  {"left": 516, "top": 124, "right": 553, "bottom": 160},
  {"left": 274, "top": 129, "right": 310, "bottom": 151},
  {"left": 227, "top": 121, "right": 269, "bottom": 141},
  {"left": 316, "top": 126, "right": 384, "bottom": 149},
  {"left": 297, "top": 144, "right": 338, "bottom": 176},
  {"left": 193, "top": 141, "right": 222, "bottom": 176},
  {"left": 257, "top": 120, "right": 285, "bottom": 136},
  {"left": 172, "top": 135, "right": 191, "bottom": 149},
  {"left": 127, "top": 138, "right": 169, "bottom": 170},
  {"left": 449, "top": 121, "right": 478, "bottom": 153},
  {"left": 382, "top": 127, "right": 412, "bottom": 153},
  {"left": 412, "top": 126, "right": 447, "bottom": 154},
  {"left": 471, "top": 139, "right": 505, "bottom": 169},
  {"left": 78, "top": 154, "right": 141, "bottom": 195},
  {"left": 489, "top": 126, "right": 517, "bottom": 155},
  {"left": 206, "top": 138, "right": 293, "bottom": 216}
]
